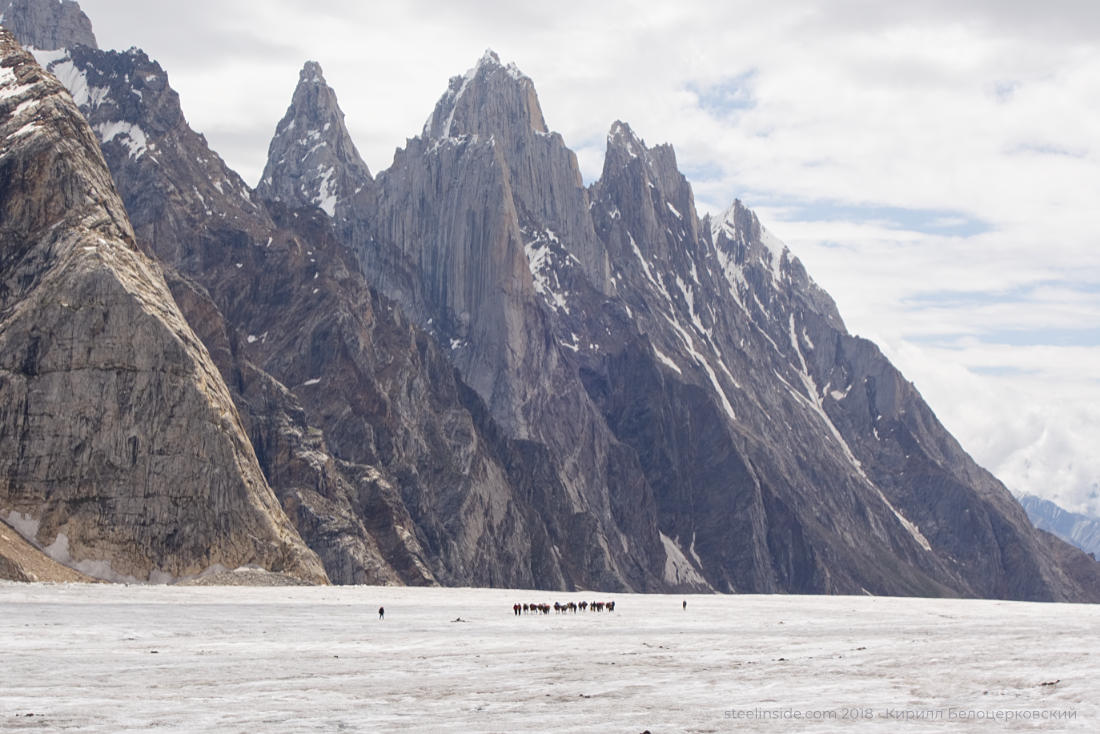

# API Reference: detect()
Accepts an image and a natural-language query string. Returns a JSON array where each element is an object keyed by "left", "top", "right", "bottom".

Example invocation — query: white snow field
[{"left": 1, "top": 583, "right": 1096, "bottom": 733}]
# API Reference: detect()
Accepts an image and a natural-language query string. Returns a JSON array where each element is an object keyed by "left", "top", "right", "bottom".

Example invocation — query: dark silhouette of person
[
  {"left": 378, "top": 606, "right": 385, "bottom": 620},
  {"left": 683, "top": 600, "right": 687, "bottom": 610}
]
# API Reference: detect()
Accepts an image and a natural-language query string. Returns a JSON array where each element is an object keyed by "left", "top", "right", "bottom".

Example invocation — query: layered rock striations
[{"left": 0, "top": 30, "right": 325, "bottom": 583}]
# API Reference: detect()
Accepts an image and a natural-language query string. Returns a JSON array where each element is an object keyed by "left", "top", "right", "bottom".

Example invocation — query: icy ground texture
[{"left": 0, "top": 585, "right": 1096, "bottom": 732}]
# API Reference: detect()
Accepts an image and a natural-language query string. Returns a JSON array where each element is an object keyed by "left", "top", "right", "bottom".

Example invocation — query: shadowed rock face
[
  {"left": 0, "top": 30, "right": 326, "bottom": 583},
  {"left": 581, "top": 123, "right": 1098, "bottom": 601},
  {"left": 0, "top": 0, "right": 96, "bottom": 50}
]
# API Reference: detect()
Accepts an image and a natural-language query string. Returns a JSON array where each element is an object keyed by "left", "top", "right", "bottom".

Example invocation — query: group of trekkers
[{"left": 512, "top": 600, "right": 616, "bottom": 615}]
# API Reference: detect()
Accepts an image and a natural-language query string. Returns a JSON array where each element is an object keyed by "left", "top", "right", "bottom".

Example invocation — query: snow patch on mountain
[
  {"left": 874, "top": 487, "right": 934, "bottom": 552},
  {"left": 652, "top": 345, "right": 682, "bottom": 375},
  {"left": 712, "top": 203, "right": 787, "bottom": 284},
  {"left": 712, "top": 242, "right": 748, "bottom": 314},
  {"left": 27, "top": 45, "right": 68, "bottom": 68},
  {"left": 608, "top": 120, "right": 646, "bottom": 160},
  {"left": 29, "top": 48, "right": 108, "bottom": 112},
  {"left": 524, "top": 228, "right": 573, "bottom": 313},
  {"left": 0, "top": 63, "right": 39, "bottom": 102},
  {"left": 95, "top": 120, "right": 147, "bottom": 158},
  {"left": 629, "top": 232, "right": 671, "bottom": 303},
  {"left": 663, "top": 313, "right": 737, "bottom": 422},
  {"left": 759, "top": 226, "right": 788, "bottom": 273},
  {"left": 782, "top": 313, "right": 878, "bottom": 487},
  {"left": 314, "top": 166, "right": 336, "bottom": 216}
]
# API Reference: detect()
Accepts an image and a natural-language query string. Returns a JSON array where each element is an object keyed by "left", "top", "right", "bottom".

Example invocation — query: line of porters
[{"left": 512, "top": 601, "right": 616, "bottom": 615}]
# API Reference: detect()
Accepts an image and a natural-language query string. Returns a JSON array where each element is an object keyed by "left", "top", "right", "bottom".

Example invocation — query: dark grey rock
[
  {"left": 336, "top": 51, "right": 670, "bottom": 591},
  {"left": 583, "top": 121, "right": 1098, "bottom": 600}
]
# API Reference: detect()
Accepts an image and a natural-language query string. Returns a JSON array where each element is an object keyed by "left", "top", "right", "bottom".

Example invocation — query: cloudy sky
[{"left": 76, "top": 0, "right": 1100, "bottom": 516}]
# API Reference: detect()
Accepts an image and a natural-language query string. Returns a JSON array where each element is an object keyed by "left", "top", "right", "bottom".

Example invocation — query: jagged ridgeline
[{"left": 2, "top": 0, "right": 1098, "bottom": 599}]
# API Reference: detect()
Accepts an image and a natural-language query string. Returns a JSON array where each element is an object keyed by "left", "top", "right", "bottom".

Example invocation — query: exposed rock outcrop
[
  {"left": 0, "top": 0, "right": 96, "bottom": 50},
  {"left": 0, "top": 30, "right": 326, "bottom": 583},
  {"left": 256, "top": 61, "right": 372, "bottom": 217},
  {"left": 579, "top": 122, "right": 1099, "bottom": 600}
]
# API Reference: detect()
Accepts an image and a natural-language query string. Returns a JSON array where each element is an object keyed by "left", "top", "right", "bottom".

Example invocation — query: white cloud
[
  {"left": 877, "top": 337, "right": 1100, "bottom": 517},
  {"left": 76, "top": 0, "right": 1100, "bottom": 515}
]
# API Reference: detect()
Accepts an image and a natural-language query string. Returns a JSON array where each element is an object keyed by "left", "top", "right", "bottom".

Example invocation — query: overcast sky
[{"left": 76, "top": 0, "right": 1100, "bottom": 516}]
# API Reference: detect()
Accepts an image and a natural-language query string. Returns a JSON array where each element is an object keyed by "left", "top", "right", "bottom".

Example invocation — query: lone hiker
[
  {"left": 378, "top": 606, "right": 385, "bottom": 620},
  {"left": 683, "top": 600, "right": 687, "bottom": 611}
]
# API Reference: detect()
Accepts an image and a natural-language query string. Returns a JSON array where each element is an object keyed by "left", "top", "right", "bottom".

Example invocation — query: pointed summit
[
  {"left": 594, "top": 119, "right": 701, "bottom": 263},
  {"left": 711, "top": 199, "right": 788, "bottom": 276},
  {"left": 257, "top": 59, "right": 372, "bottom": 217},
  {"left": 0, "top": 0, "right": 97, "bottom": 50},
  {"left": 423, "top": 49, "right": 547, "bottom": 141},
  {"left": 413, "top": 50, "right": 609, "bottom": 291},
  {"left": 606, "top": 120, "right": 646, "bottom": 158},
  {"left": 602, "top": 119, "right": 684, "bottom": 191}
]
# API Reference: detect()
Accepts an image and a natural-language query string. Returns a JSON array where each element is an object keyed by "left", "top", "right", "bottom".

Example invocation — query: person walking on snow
[{"left": 378, "top": 606, "right": 385, "bottom": 620}]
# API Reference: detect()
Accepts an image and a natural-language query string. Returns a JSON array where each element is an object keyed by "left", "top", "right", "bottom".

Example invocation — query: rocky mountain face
[
  {"left": 0, "top": 0, "right": 96, "bottom": 50},
  {"left": 582, "top": 123, "right": 1087, "bottom": 599},
  {"left": 256, "top": 61, "right": 372, "bottom": 217},
  {"left": 0, "top": 29, "right": 325, "bottom": 583},
  {"left": 6, "top": 0, "right": 1098, "bottom": 600},
  {"left": 1021, "top": 496, "right": 1100, "bottom": 558},
  {"left": 264, "top": 50, "right": 1100, "bottom": 601},
  {"left": 330, "top": 51, "right": 668, "bottom": 590},
  {"left": 27, "top": 40, "right": 653, "bottom": 590}
]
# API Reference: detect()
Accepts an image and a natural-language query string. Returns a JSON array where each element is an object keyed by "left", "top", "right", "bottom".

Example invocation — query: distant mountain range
[
  {"left": 1, "top": 0, "right": 1097, "bottom": 600},
  {"left": 1020, "top": 496, "right": 1100, "bottom": 558}
]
